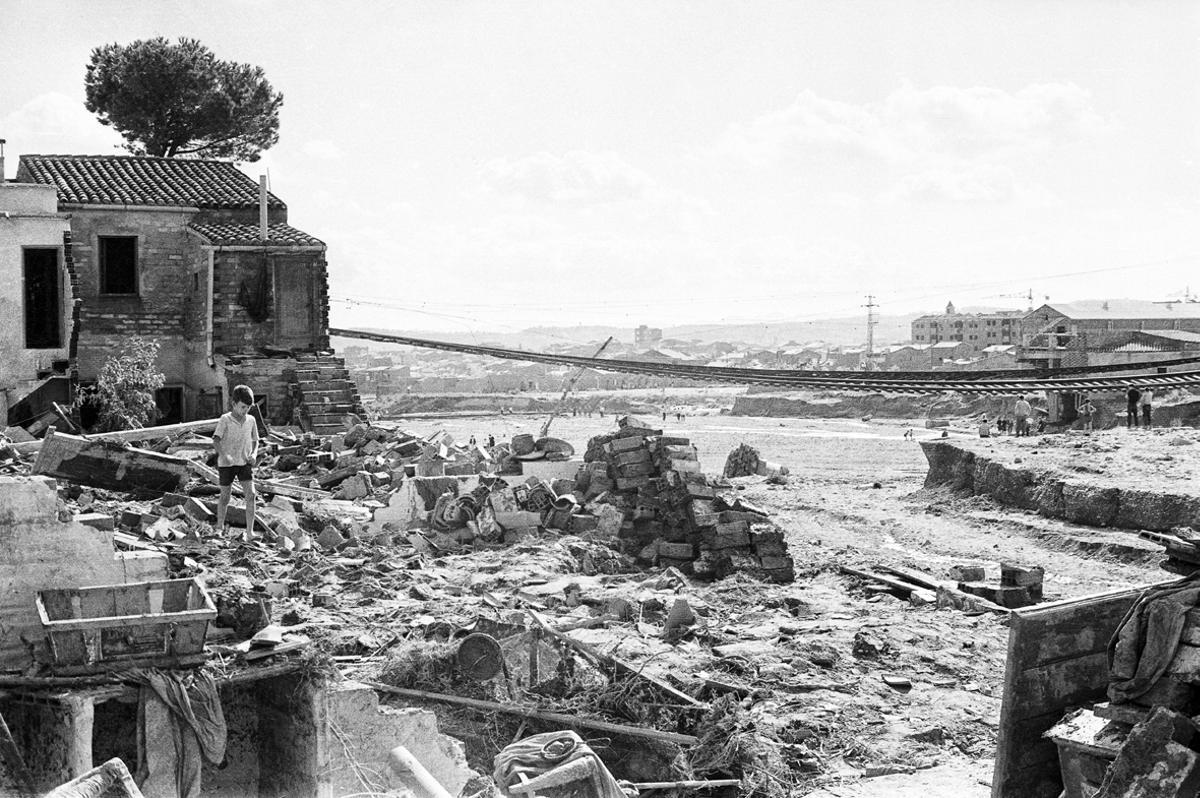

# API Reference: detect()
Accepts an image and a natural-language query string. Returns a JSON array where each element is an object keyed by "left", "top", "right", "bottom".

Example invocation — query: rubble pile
[
  {"left": 723, "top": 443, "right": 763, "bottom": 478},
  {"left": 580, "top": 417, "right": 795, "bottom": 583}
]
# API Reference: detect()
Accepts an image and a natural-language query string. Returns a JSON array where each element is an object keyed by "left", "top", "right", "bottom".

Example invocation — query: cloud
[
  {"left": 301, "top": 139, "right": 344, "bottom": 160},
  {"left": 716, "top": 90, "right": 896, "bottom": 166},
  {"left": 715, "top": 82, "right": 1106, "bottom": 167},
  {"left": 882, "top": 82, "right": 1107, "bottom": 157},
  {"left": 0, "top": 92, "right": 124, "bottom": 162},
  {"left": 707, "top": 82, "right": 1105, "bottom": 207},
  {"left": 481, "top": 150, "right": 658, "bottom": 206},
  {"left": 882, "top": 162, "right": 1019, "bottom": 204}
]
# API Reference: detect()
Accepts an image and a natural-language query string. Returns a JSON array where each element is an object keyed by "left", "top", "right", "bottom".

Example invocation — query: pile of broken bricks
[{"left": 578, "top": 417, "right": 796, "bottom": 583}]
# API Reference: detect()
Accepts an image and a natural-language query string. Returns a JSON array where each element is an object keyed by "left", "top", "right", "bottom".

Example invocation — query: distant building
[
  {"left": 911, "top": 300, "right": 1023, "bottom": 351},
  {"left": 634, "top": 324, "right": 663, "bottom": 348},
  {"left": 1018, "top": 300, "right": 1200, "bottom": 368}
]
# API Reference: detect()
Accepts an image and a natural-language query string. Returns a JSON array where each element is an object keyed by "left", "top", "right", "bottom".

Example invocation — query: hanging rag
[
  {"left": 1107, "top": 574, "right": 1200, "bottom": 704},
  {"left": 493, "top": 730, "right": 632, "bottom": 798},
  {"left": 237, "top": 254, "right": 272, "bottom": 323},
  {"left": 131, "top": 668, "right": 227, "bottom": 798}
]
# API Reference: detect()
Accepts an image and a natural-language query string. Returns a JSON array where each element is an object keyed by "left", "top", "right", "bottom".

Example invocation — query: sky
[{"left": 2, "top": 0, "right": 1198, "bottom": 339}]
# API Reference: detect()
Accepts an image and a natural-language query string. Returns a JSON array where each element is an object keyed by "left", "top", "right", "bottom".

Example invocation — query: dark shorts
[{"left": 218, "top": 464, "right": 254, "bottom": 486}]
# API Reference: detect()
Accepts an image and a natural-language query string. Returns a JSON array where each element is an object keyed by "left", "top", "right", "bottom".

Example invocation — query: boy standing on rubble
[{"left": 213, "top": 384, "right": 260, "bottom": 540}]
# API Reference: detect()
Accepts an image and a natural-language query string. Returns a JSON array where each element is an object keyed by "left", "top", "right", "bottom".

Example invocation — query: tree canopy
[{"left": 85, "top": 37, "right": 283, "bottom": 162}]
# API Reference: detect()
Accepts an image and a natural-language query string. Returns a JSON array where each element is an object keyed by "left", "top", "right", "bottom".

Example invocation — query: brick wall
[
  {"left": 69, "top": 208, "right": 194, "bottom": 382},
  {"left": 221, "top": 356, "right": 297, "bottom": 425},
  {"left": 212, "top": 250, "right": 329, "bottom": 353}
]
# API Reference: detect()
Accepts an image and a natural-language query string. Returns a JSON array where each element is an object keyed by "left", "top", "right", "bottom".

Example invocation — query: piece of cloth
[
  {"left": 214, "top": 411, "right": 259, "bottom": 467},
  {"left": 132, "top": 669, "right": 227, "bottom": 798},
  {"left": 493, "top": 730, "right": 631, "bottom": 798},
  {"left": 1108, "top": 575, "right": 1200, "bottom": 704}
]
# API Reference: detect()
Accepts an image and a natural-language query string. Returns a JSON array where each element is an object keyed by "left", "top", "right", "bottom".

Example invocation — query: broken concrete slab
[
  {"left": 33, "top": 431, "right": 190, "bottom": 495},
  {"left": 324, "top": 681, "right": 472, "bottom": 798},
  {"left": 0, "top": 477, "right": 128, "bottom": 671}
]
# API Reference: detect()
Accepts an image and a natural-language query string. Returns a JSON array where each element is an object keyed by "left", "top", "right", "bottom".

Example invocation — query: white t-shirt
[
  {"left": 1140, "top": 390, "right": 1154, "bottom": 406},
  {"left": 214, "top": 412, "right": 260, "bottom": 467}
]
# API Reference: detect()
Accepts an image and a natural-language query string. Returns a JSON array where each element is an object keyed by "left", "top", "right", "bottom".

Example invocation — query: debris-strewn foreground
[{"left": 2, "top": 414, "right": 837, "bottom": 797}]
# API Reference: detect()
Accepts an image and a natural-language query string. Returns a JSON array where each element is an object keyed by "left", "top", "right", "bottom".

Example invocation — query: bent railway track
[{"left": 331, "top": 328, "right": 1200, "bottom": 395}]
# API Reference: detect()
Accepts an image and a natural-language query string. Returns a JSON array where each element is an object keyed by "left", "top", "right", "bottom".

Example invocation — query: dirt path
[{"left": 398, "top": 413, "right": 1166, "bottom": 795}]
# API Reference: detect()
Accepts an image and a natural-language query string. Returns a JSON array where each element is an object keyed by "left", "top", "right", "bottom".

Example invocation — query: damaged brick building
[{"left": 9, "top": 154, "right": 361, "bottom": 433}]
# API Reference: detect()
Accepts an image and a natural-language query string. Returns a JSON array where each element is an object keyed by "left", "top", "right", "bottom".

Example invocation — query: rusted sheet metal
[{"left": 33, "top": 430, "right": 190, "bottom": 494}]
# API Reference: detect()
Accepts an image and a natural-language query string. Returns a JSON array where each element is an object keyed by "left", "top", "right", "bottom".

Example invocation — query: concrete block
[
  {"left": 324, "top": 681, "right": 472, "bottom": 798},
  {"left": 117, "top": 550, "right": 170, "bottom": 582},
  {"left": 75, "top": 512, "right": 115, "bottom": 531},
  {"left": 519, "top": 458, "right": 582, "bottom": 483}
]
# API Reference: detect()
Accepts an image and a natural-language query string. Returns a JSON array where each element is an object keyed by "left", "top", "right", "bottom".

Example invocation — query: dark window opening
[
  {"left": 155, "top": 387, "right": 184, "bottom": 425},
  {"left": 99, "top": 236, "right": 138, "bottom": 295},
  {"left": 24, "top": 248, "right": 61, "bottom": 348}
]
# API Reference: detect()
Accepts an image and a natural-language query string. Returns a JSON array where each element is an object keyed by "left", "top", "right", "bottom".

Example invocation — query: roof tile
[
  {"left": 189, "top": 223, "right": 323, "bottom": 247},
  {"left": 17, "top": 154, "right": 285, "bottom": 209}
]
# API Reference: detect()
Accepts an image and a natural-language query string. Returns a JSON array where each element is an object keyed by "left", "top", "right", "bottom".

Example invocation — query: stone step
[
  {"left": 299, "top": 387, "right": 357, "bottom": 400},
  {"left": 296, "top": 379, "right": 356, "bottom": 391},
  {"left": 308, "top": 413, "right": 354, "bottom": 425}
]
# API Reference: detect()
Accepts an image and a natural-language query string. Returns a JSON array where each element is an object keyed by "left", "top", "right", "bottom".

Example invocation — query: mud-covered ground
[{"left": 395, "top": 413, "right": 1168, "bottom": 796}]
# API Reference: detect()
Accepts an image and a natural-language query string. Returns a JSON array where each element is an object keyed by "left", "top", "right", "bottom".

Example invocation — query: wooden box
[{"left": 36, "top": 577, "right": 216, "bottom": 674}]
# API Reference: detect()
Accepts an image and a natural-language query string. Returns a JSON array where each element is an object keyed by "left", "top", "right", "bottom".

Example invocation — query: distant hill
[{"left": 331, "top": 313, "right": 921, "bottom": 352}]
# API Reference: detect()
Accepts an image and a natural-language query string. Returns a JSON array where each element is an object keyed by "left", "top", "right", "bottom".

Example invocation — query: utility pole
[{"left": 863, "top": 295, "right": 878, "bottom": 369}]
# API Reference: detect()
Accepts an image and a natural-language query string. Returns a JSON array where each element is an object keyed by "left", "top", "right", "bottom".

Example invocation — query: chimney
[
  {"left": 259, "top": 175, "right": 268, "bottom": 241},
  {"left": 0, "top": 139, "right": 6, "bottom": 184}
]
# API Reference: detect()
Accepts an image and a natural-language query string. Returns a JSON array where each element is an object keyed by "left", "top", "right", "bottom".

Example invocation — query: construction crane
[{"left": 540, "top": 336, "right": 614, "bottom": 437}]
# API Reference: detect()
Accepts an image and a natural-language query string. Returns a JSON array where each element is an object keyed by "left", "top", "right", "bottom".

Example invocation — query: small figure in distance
[
  {"left": 1014, "top": 395, "right": 1033, "bottom": 437},
  {"left": 978, "top": 414, "right": 991, "bottom": 438},
  {"left": 1126, "top": 385, "right": 1142, "bottom": 429},
  {"left": 1140, "top": 388, "right": 1154, "bottom": 429},
  {"left": 1078, "top": 396, "right": 1096, "bottom": 432}
]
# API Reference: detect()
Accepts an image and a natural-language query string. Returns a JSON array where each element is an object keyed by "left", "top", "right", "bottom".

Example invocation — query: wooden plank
[
  {"left": 839, "top": 565, "right": 937, "bottom": 604},
  {"left": 991, "top": 583, "right": 1173, "bottom": 798},
  {"left": 1007, "top": 581, "right": 1181, "bottom": 666},
  {"left": 256, "top": 480, "right": 331, "bottom": 500},
  {"left": 1007, "top": 651, "right": 1112, "bottom": 713},
  {"left": 362, "top": 681, "right": 697, "bottom": 746},
  {"left": 877, "top": 563, "right": 945, "bottom": 591}
]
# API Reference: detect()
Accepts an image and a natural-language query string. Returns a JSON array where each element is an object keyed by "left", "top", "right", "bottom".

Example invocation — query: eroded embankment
[
  {"left": 920, "top": 438, "right": 1200, "bottom": 531},
  {"left": 733, "top": 393, "right": 1010, "bottom": 419}
]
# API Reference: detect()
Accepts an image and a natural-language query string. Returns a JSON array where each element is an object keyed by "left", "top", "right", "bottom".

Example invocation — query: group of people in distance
[{"left": 978, "top": 386, "right": 1156, "bottom": 439}]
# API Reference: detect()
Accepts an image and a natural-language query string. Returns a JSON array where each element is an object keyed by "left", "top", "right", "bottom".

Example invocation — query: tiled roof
[
  {"left": 188, "top": 223, "right": 324, "bottom": 247},
  {"left": 1034, "top": 300, "right": 1200, "bottom": 321},
  {"left": 17, "top": 154, "right": 285, "bottom": 209}
]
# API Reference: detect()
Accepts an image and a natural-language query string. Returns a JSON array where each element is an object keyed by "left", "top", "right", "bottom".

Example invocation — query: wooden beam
[
  {"left": 255, "top": 480, "right": 331, "bottom": 500},
  {"left": 527, "top": 610, "right": 706, "bottom": 708},
  {"left": 86, "top": 418, "right": 220, "bottom": 444},
  {"left": 839, "top": 565, "right": 937, "bottom": 604},
  {"left": 361, "top": 681, "right": 697, "bottom": 746}
]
